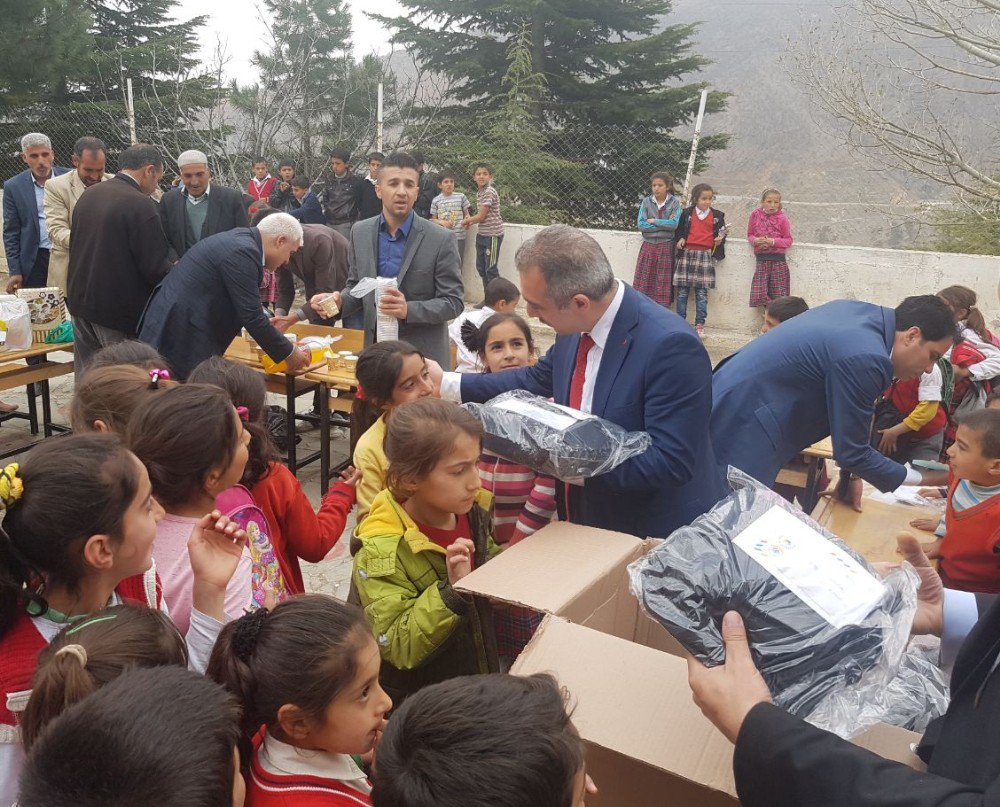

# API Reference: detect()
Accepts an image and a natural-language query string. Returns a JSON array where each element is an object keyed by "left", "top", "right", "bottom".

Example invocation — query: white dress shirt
[{"left": 440, "top": 280, "right": 626, "bottom": 412}]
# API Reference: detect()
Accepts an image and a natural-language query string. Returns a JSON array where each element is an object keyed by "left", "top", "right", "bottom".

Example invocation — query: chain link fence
[{"left": 1, "top": 103, "right": 697, "bottom": 232}]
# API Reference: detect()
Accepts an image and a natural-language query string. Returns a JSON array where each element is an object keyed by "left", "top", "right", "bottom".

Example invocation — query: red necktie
[
  {"left": 564, "top": 334, "right": 595, "bottom": 522},
  {"left": 569, "top": 333, "right": 595, "bottom": 411}
]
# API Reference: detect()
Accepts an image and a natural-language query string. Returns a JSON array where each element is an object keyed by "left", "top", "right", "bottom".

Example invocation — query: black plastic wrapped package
[
  {"left": 462, "top": 391, "right": 651, "bottom": 481},
  {"left": 629, "top": 469, "right": 923, "bottom": 738}
]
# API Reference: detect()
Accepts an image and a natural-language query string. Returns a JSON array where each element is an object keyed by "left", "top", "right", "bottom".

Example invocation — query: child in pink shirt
[{"left": 747, "top": 188, "right": 793, "bottom": 308}]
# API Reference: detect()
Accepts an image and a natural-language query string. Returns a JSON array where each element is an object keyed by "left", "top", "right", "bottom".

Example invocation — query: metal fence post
[
  {"left": 125, "top": 78, "right": 137, "bottom": 145},
  {"left": 682, "top": 89, "right": 708, "bottom": 204}
]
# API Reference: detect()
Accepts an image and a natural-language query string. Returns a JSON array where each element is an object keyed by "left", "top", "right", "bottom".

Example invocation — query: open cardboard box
[{"left": 456, "top": 522, "right": 925, "bottom": 807}]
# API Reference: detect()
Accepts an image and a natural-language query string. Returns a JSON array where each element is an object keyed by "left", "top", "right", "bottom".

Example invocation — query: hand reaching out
[
  {"left": 339, "top": 465, "right": 362, "bottom": 487},
  {"left": 188, "top": 510, "right": 248, "bottom": 621},
  {"left": 446, "top": 537, "right": 475, "bottom": 584}
]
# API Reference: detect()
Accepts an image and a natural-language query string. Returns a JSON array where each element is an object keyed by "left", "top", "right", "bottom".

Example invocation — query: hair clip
[
  {"left": 0, "top": 463, "right": 23, "bottom": 510},
  {"left": 236, "top": 406, "right": 250, "bottom": 423},
  {"left": 149, "top": 368, "right": 171, "bottom": 388},
  {"left": 355, "top": 382, "right": 366, "bottom": 401},
  {"left": 55, "top": 644, "right": 88, "bottom": 667}
]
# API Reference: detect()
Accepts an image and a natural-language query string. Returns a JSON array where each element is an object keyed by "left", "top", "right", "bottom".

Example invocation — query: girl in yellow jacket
[
  {"left": 352, "top": 398, "right": 501, "bottom": 704},
  {"left": 351, "top": 341, "right": 435, "bottom": 524}
]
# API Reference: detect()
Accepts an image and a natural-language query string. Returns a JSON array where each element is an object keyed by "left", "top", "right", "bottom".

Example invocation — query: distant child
[
  {"left": 18, "top": 666, "right": 243, "bottom": 807},
  {"left": 351, "top": 341, "right": 435, "bottom": 522},
  {"left": 352, "top": 398, "right": 501, "bottom": 703},
  {"left": 371, "top": 673, "right": 596, "bottom": 807},
  {"left": 88, "top": 339, "right": 170, "bottom": 372},
  {"left": 21, "top": 604, "right": 188, "bottom": 751},
  {"left": 320, "top": 148, "right": 364, "bottom": 240},
  {"left": 430, "top": 171, "right": 471, "bottom": 247},
  {"left": 70, "top": 364, "right": 176, "bottom": 435},
  {"left": 461, "top": 313, "right": 555, "bottom": 545},
  {"left": 269, "top": 160, "right": 300, "bottom": 212},
  {"left": 673, "top": 183, "right": 727, "bottom": 336},
  {"left": 208, "top": 595, "right": 391, "bottom": 806},
  {"left": 634, "top": 172, "right": 681, "bottom": 309},
  {"left": 911, "top": 409, "right": 1000, "bottom": 593},
  {"left": 0, "top": 435, "right": 245, "bottom": 805},
  {"left": 747, "top": 188, "right": 793, "bottom": 308},
  {"left": 189, "top": 357, "right": 361, "bottom": 594},
  {"left": 248, "top": 158, "right": 278, "bottom": 202},
  {"left": 127, "top": 384, "right": 255, "bottom": 631},
  {"left": 938, "top": 285, "right": 1000, "bottom": 381},
  {"left": 289, "top": 174, "right": 326, "bottom": 224},
  {"left": 359, "top": 151, "right": 385, "bottom": 220},
  {"left": 463, "top": 163, "right": 504, "bottom": 298},
  {"left": 761, "top": 295, "right": 809, "bottom": 332},
  {"left": 448, "top": 277, "right": 521, "bottom": 373}
]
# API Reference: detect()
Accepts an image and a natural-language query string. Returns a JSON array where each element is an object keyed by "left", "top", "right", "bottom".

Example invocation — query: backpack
[{"left": 216, "top": 485, "right": 290, "bottom": 610}]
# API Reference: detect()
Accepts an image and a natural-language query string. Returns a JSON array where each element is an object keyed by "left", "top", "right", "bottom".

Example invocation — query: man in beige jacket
[{"left": 43, "top": 136, "right": 113, "bottom": 297}]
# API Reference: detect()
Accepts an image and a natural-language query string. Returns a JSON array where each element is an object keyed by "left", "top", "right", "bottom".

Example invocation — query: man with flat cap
[{"left": 159, "top": 149, "right": 249, "bottom": 262}]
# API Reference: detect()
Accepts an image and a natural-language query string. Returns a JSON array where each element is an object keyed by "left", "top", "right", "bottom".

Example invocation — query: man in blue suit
[
  {"left": 2, "top": 133, "right": 69, "bottom": 294},
  {"left": 429, "top": 224, "right": 726, "bottom": 539},
  {"left": 711, "top": 296, "right": 956, "bottom": 499}
]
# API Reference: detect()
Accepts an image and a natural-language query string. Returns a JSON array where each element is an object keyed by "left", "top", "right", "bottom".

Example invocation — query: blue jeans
[{"left": 675, "top": 286, "right": 708, "bottom": 325}]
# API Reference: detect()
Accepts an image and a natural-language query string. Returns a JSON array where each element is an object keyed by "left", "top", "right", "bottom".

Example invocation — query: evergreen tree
[{"left": 378, "top": 0, "right": 728, "bottom": 225}]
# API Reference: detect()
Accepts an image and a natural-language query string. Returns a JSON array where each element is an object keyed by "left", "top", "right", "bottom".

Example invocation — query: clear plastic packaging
[
  {"left": 462, "top": 390, "right": 651, "bottom": 481},
  {"left": 628, "top": 468, "right": 945, "bottom": 738}
]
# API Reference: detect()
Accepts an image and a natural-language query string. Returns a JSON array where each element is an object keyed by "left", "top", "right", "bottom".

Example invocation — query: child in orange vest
[{"left": 915, "top": 409, "right": 1000, "bottom": 592}]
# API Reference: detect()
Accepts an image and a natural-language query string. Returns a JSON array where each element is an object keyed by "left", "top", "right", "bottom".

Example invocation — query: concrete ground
[{"left": 0, "top": 321, "right": 751, "bottom": 599}]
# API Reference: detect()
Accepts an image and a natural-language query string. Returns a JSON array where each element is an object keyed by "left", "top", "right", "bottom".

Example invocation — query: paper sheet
[
  {"left": 349, "top": 277, "right": 379, "bottom": 298},
  {"left": 734, "top": 506, "right": 886, "bottom": 629},
  {"left": 376, "top": 277, "right": 399, "bottom": 342}
]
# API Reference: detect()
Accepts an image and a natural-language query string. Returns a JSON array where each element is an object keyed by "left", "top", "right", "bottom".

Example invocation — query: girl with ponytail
[{"left": 938, "top": 285, "right": 1000, "bottom": 384}]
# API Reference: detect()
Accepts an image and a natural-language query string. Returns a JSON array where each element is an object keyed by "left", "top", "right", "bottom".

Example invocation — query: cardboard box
[
  {"left": 812, "top": 495, "right": 940, "bottom": 566},
  {"left": 457, "top": 522, "right": 924, "bottom": 807}
]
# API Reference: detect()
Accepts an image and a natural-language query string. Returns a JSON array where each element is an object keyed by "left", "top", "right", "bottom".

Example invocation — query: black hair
[
  {"left": 894, "top": 295, "right": 956, "bottom": 343},
  {"left": 88, "top": 339, "right": 168, "bottom": 372},
  {"left": 987, "top": 389, "right": 1000, "bottom": 408},
  {"left": 291, "top": 173, "right": 311, "bottom": 190},
  {"left": 472, "top": 162, "right": 493, "bottom": 175},
  {"left": 372, "top": 673, "right": 584, "bottom": 807},
  {"left": 278, "top": 159, "right": 296, "bottom": 170},
  {"left": 381, "top": 151, "right": 421, "bottom": 174},
  {"left": 252, "top": 157, "right": 268, "bottom": 165},
  {"left": 366, "top": 152, "right": 385, "bottom": 162},
  {"left": 650, "top": 171, "right": 675, "bottom": 191},
  {"left": 351, "top": 340, "right": 425, "bottom": 450},
  {"left": 207, "top": 595, "right": 371, "bottom": 763},
  {"left": 956, "top": 408, "right": 1000, "bottom": 459},
  {"left": 460, "top": 312, "right": 534, "bottom": 370},
  {"left": 483, "top": 277, "right": 520, "bottom": 308},
  {"left": 410, "top": 149, "right": 426, "bottom": 165},
  {"left": 188, "top": 357, "right": 278, "bottom": 488},
  {"left": 765, "top": 295, "right": 809, "bottom": 323},
  {"left": 437, "top": 170, "right": 456, "bottom": 183},
  {"left": 329, "top": 148, "right": 352, "bottom": 164},
  {"left": 19, "top": 666, "right": 241, "bottom": 807},
  {"left": 73, "top": 136, "right": 107, "bottom": 157},
  {"left": 23, "top": 604, "right": 187, "bottom": 749},
  {"left": 0, "top": 435, "right": 142, "bottom": 639},
  {"left": 119, "top": 144, "right": 163, "bottom": 171},
  {"left": 688, "top": 182, "right": 714, "bottom": 204},
  {"left": 126, "top": 384, "right": 242, "bottom": 509}
]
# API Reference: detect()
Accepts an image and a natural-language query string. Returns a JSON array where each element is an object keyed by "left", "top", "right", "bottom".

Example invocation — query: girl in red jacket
[
  {"left": 189, "top": 357, "right": 360, "bottom": 594},
  {"left": 209, "top": 595, "right": 392, "bottom": 806}
]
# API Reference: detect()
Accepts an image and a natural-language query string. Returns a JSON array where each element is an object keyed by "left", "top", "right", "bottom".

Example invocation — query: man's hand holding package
[
  {"left": 283, "top": 345, "right": 311, "bottom": 374},
  {"left": 686, "top": 611, "right": 772, "bottom": 744}
]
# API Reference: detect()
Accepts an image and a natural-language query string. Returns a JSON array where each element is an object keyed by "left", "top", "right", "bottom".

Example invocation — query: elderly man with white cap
[{"left": 159, "top": 149, "right": 249, "bottom": 262}]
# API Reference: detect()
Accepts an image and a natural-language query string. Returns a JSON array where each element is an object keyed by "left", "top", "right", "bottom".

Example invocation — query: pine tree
[{"left": 378, "top": 0, "right": 728, "bottom": 225}]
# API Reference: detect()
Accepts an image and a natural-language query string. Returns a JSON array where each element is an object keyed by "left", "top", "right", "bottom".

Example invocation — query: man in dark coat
[
  {"left": 138, "top": 213, "right": 311, "bottom": 379},
  {"left": 66, "top": 143, "right": 171, "bottom": 377},
  {"left": 159, "top": 149, "right": 250, "bottom": 262}
]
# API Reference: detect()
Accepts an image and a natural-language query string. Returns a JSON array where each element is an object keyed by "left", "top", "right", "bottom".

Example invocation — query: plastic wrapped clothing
[
  {"left": 629, "top": 468, "right": 934, "bottom": 738},
  {"left": 462, "top": 391, "right": 651, "bottom": 482},
  {"left": 0, "top": 295, "right": 32, "bottom": 351}
]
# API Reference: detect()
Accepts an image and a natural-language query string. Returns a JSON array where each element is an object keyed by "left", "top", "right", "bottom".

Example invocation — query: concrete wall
[{"left": 461, "top": 223, "right": 1000, "bottom": 334}]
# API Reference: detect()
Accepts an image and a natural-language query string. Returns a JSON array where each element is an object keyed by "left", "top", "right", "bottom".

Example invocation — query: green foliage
[
  {"left": 924, "top": 203, "right": 1000, "bottom": 256},
  {"left": 379, "top": 0, "right": 728, "bottom": 226}
]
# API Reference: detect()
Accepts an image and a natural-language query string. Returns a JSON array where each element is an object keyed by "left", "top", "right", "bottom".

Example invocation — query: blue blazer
[
  {"left": 459, "top": 284, "right": 726, "bottom": 538},
  {"left": 711, "top": 300, "right": 906, "bottom": 492},
  {"left": 138, "top": 228, "right": 292, "bottom": 379},
  {"left": 2, "top": 166, "right": 70, "bottom": 278},
  {"left": 289, "top": 192, "right": 325, "bottom": 225}
]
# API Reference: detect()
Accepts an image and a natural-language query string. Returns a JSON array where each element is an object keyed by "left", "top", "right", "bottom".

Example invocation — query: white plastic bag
[{"left": 0, "top": 294, "right": 34, "bottom": 351}]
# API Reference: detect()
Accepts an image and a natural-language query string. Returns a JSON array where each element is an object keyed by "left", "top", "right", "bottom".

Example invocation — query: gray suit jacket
[{"left": 340, "top": 213, "right": 464, "bottom": 367}]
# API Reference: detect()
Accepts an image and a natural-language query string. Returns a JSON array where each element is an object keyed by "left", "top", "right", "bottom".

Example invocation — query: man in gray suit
[{"left": 311, "top": 151, "right": 463, "bottom": 368}]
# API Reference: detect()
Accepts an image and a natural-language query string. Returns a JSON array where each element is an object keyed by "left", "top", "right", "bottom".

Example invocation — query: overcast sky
[{"left": 173, "top": 0, "right": 405, "bottom": 82}]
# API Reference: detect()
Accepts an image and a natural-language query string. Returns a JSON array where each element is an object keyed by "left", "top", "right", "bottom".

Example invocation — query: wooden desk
[
  {"left": 776, "top": 437, "right": 834, "bottom": 512},
  {"left": 0, "top": 341, "right": 74, "bottom": 458},
  {"left": 225, "top": 325, "right": 363, "bottom": 490},
  {"left": 811, "top": 495, "right": 939, "bottom": 566}
]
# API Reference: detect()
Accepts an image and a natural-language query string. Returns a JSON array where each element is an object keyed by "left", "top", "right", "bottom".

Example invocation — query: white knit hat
[{"left": 176, "top": 149, "right": 209, "bottom": 168}]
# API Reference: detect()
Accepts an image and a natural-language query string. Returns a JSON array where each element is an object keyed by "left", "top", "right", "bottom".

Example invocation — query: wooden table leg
[
  {"left": 285, "top": 375, "right": 297, "bottom": 471},
  {"left": 801, "top": 457, "right": 820, "bottom": 513},
  {"left": 319, "top": 384, "right": 330, "bottom": 495}
]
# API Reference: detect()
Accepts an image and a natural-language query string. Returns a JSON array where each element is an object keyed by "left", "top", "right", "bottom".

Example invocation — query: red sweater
[
  {"left": 940, "top": 476, "right": 1000, "bottom": 593},
  {"left": 686, "top": 210, "right": 715, "bottom": 250},
  {"left": 250, "top": 463, "right": 356, "bottom": 594},
  {"left": 247, "top": 176, "right": 278, "bottom": 201}
]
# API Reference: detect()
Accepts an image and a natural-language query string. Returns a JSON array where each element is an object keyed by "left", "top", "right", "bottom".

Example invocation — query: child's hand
[
  {"left": 910, "top": 516, "right": 940, "bottom": 532},
  {"left": 339, "top": 465, "right": 362, "bottom": 487},
  {"left": 676, "top": 238, "right": 686, "bottom": 249},
  {"left": 189, "top": 511, "right": 248, "bottom": 621},
  {"left": 446, "top": 538, "right": 475, "bottom": 584},
  {"left": 646, "top": 217, "right": 657, "bottom": 225},
  {"left": 714, "top": 235, "right": 725, "bottom": 245},
  {"left": 919, "top": 488, "right": 944, "bottom": 500},
  {"left": 921, "top": 539, "right": 943, "bottom": 560}
]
